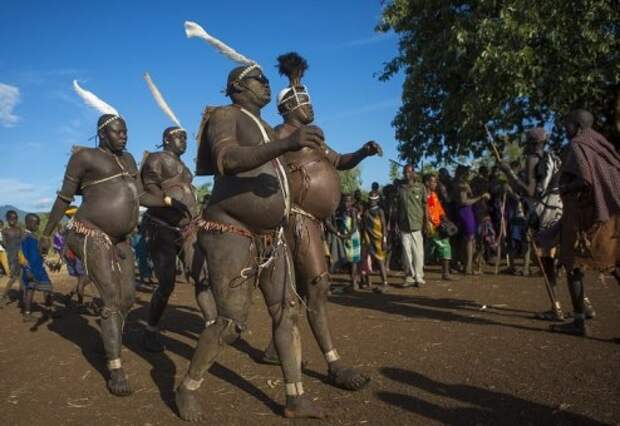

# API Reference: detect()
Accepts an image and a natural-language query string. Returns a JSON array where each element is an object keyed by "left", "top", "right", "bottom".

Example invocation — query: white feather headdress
[
  {"left": 144, "top": 73, "right": 183, "bottom": 130},
  {"left": 184, "top": 21, "right": 257, "bottom": 67},
  {"left": 73, "top": 80, "right": 119, "bottom": 116},
  {"left": 73, "top": 80, "right": 121, "bottom": 131}
]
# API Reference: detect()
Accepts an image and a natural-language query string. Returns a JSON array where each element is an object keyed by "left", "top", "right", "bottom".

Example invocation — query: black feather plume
[{"left": 276, "top": 52, "right": 308, "bottom": 86}]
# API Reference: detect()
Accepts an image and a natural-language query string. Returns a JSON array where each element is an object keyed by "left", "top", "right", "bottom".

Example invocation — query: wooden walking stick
[
  {"left": 527, "top": 229, "right": 561, "bottom": 311},
  {"left": 484, "top": 124, "right": 502, "bottom": 163},
  {"left": 483, "top": 124, "right": 507, "bottom": 275}
]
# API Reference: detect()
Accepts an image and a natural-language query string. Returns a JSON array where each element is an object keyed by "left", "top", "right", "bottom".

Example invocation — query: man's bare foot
[
  {"left": 284, "top": 394, "right": 325, "bottom": 419},
  {"left": 22, "top": 312, "right": 37, "bottom": 322},
  {"left": 535, "top": 309, "right": 564, "bottom": 322},
  {"left": 175, "top": 385, "right": 204, "bottom": 422},
  {"left": 260, "top": 352, "right": 281, "bottom": 366},
  {"left": 107, "top": 368, "right": 132, "bottom": 396},
  {"left": 373, "top": 283, "right": 389, "bottom": 294},
  {"left": 328, "top": 362, "right": 370, "bottom": 390}
]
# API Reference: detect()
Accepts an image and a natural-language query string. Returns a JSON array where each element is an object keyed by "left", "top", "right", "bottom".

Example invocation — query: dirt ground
[{"left": 0, "top": 264, "right": 619, "bottom": 426}]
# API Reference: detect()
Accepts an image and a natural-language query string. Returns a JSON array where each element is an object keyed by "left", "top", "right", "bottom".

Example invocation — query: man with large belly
[
  {"left": 174, "top": 63, "right": 326, "bottom": 421},
  {"left": 260, "top": 52, "right": 382, "bottom": 391},
  {"left": 43, "top": 87, "right": 190, "bottom": 396},
  {"left": 141, "top": 126, "right": 217, "bottom": 352}
]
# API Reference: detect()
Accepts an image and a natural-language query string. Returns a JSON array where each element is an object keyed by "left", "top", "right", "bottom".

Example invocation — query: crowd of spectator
[{"left": 325, "top": 162, "right": 538, "bottom": 293}]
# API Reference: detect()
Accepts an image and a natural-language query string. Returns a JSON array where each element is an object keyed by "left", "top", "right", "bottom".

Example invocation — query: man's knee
[
  {"left": 152, "top": 255, "right": 178, "bottom": 281},
  {"left": 213, "top": 316, "right": 245, "bottom": 345},
  {"left": 101, "top": 304, "right": 122, "bottom": 320},
  {"left": 154, "top": 280, "right": 175, "bottom": 300},
  {"left": 306, "top": 272, "right": 329, "bottom": 308},
  {"left": 120, "top": 294, "right": 134, "bottom": 316},
  {"left": 268, "top": 298, "right": 300, "bottom": 326},
  {"left": 568, "top": 268, "right": 584, "bottom": 282}
]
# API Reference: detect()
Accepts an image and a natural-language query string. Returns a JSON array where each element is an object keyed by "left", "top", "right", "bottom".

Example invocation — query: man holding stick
[{"left": 487, "top": 126, "right": 583, "bottom": 321}]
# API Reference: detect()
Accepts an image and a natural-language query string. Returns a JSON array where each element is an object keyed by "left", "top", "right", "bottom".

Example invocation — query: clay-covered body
[
  {"left": 142, "top": 151, "right": 196, "bottom": 227},
  {"left": 205, "top": 106, "right": 287, "bottom": 233},
  {"left": 70, "top": 148, "right": 140, "bottom": 240},
  {"left": 279, "top": 122, "right": 341, "bottom": 219}
]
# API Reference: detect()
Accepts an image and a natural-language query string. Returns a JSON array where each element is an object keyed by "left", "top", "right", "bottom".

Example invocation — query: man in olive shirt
[{"left": 398, "top": 164, "right": 430, "bottom": 286}]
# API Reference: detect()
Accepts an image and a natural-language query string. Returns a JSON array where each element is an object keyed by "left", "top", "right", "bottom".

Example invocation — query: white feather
[
  {"left": 184, "top": 21, "right": 255, "bottom": 65},
  {"left": 72, "top": 80, "right": 119, "bottom": 116},
  {"left": 144, "top": 73, "right": 182, "bottom": 128}
]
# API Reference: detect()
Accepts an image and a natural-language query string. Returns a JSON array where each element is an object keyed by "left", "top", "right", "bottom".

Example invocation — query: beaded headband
[
  {"left": 237, "top": 64, "right": 262, "bottom": 81},
  {"left": 97, "top": 115, "right": 122, "bottom": 131},
  {"left": 168, "top": 128, "right": 186, "bottom": 136}
]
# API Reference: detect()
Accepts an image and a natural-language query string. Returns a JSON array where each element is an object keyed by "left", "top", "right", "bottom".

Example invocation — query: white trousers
[{"left": 401, "top": 230, "right": 424, "bottom": 282}]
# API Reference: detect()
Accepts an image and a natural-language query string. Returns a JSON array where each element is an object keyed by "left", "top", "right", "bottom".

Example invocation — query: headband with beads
[
  {"left": 97, "top": 115, "right": 122, "bottom": 131},
  {"left": 237, "top": 63, "right": 262, "bottom": 82}
]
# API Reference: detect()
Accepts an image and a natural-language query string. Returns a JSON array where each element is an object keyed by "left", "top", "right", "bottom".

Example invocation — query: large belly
[
  {"left": 289, "top": 159, "right": 341, "bottom": 220},
  {"left": 206, "top": 162, "right": 286, "bottom": 233},
  {"left": 76, "top": 180, "right": 139, "bottom": 239}
]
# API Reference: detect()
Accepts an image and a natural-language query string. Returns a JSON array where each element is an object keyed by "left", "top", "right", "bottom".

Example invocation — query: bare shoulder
[
  {"left": 69, "top": 146, "right": 99, "bottom": 162},
  {"left": 211, "top": 105, "right": 240, "bottom": 123},
  {"left": 143, "top": 151, "right": 165, "bottom": 165}
]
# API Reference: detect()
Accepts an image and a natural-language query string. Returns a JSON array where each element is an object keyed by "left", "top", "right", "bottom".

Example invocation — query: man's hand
[
  {"left": 287, "top": 125, "right": 325, "bottom": 151},
  {"left": 363, "top": 140, "right": 383, "bottom": 157},
  {"left": 165, "top": 196, "right": 192, "bottom": 219},
  {"left": 423, "top": 220, "right": 433, "bottom": 236},
  {"left": 481, "top": 192, "right": 491, "bottom": 200}
]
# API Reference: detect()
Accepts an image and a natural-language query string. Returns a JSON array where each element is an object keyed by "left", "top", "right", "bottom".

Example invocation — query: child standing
[
  {"left": 0, "top": 210, "right": 24, "bottom": 306},
  {"left": 20, "top": 213, "right": 54, "bottom": 321},
  {"left": 361, "top": 191, "right": 389, "bottom": 293},
  {"left": 337, "top": 194, "right": 361, "bottom": 291}
]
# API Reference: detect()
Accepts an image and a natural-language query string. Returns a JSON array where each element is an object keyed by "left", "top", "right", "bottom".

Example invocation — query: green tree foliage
[
  {"left": 389, "top": 161, "right": 401, "bottom": 182},
  {"left": 338, "top": 167, "right": 362, "bottom": 194},
  {"left": 194, "top": 182, "right": 211, "bottom": 206},
  {"left": 420, "top": 165, "right": 437, "bottom": 177},
  {"left": 378, "top": 0, "right": 620, "bottom": 164},
  {"left": 503, "top": 140, "right": 524, "bottom": 163}
]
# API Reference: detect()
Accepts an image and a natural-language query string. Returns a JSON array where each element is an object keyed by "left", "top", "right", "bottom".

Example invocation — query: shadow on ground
[{"left": 377, "top": 367, "right": 603, "bottom": 425}]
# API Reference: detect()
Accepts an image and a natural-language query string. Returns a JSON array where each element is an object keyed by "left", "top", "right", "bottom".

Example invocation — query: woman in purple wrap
[{"left": 455, "top": 166, "right": 490, "bottom": 275}]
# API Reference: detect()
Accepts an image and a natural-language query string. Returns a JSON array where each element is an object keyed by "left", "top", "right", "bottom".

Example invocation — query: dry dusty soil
[{"left": 0, "top": 265, "right": 619, "bottom": 425}]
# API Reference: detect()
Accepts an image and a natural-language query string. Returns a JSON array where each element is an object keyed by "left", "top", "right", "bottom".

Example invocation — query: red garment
[{"left": 427, "top": 191, "right": 445, "bottom": 227}]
